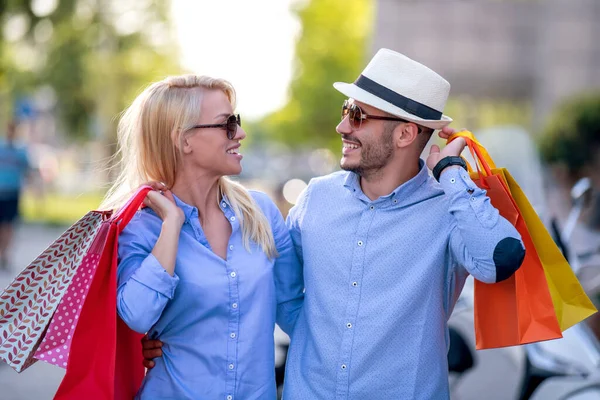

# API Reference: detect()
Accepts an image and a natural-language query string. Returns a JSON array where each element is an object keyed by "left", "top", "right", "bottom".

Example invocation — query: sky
[{"left": 170, "top": 0, "right": 301, "bottom": 121}]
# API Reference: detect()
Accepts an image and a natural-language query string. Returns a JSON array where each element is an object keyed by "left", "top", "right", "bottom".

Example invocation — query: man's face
[{"left": 336, "top": 99, "right": 397, "bottom": 177}]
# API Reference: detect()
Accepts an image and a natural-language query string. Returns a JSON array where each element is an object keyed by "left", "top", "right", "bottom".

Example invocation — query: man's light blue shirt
[
  {"left": 117, "top": 191, "right": 303, "bottom": 400},
  {"left": 283, "top": 161, "right": 523, "bottom": 400}
]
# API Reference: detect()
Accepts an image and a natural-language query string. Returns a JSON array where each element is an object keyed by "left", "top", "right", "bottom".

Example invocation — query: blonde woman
[{"left": 102, "top": 75, "right": 304, "bottom": 399}]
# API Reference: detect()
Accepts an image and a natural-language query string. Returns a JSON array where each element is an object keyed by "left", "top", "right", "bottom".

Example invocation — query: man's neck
[{"left": 359, "top": 158, "right": 421, "bottom": 201}]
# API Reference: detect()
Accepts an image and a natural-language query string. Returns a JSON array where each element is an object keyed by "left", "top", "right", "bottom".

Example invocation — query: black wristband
[{"left": 433, "top": 156, "right": 467, "bottom": 181}]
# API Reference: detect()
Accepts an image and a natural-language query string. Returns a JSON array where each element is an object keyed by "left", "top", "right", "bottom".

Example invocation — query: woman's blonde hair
[{"left": 100, "top": 74, "right": 277, "bottom": 258}]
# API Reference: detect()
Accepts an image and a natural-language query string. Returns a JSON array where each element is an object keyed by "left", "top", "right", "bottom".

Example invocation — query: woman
[{"left": 101, "top": 75, "right": 304, "bottom": 399}]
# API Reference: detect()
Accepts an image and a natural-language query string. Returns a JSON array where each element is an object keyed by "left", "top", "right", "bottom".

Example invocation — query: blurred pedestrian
[{"left": 0, "top": 121, "right": 31, "bottom": 270}]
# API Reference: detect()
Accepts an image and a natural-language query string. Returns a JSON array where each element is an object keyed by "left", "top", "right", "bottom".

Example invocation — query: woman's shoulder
[
  {"left": 119, "top": 208, "right": 163, "bottom": 242},
  {"left": 248, "top": 190, "right": 279, "bottom": 217}
]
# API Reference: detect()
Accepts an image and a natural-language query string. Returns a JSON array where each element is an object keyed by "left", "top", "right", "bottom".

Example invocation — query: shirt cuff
[
  {"left": 438, "top": 167, "right": 479, "bottom": 197},
  {"left": 130, "top": 254, "right": 179, "bottom": 299}
]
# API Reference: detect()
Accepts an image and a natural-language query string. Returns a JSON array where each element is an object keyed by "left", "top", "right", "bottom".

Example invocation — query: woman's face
[{"left": 183, "top": 89, "right": 246, "bottom": 177}]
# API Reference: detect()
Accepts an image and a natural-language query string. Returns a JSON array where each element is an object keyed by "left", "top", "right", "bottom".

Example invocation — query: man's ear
[{"left": 395, "top": 122, "right": 420, "bottom": 149}]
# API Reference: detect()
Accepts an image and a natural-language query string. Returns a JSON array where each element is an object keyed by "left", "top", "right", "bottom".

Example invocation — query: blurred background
[{"left": 0, "top": 0, "right": 599, "bottom": 399}]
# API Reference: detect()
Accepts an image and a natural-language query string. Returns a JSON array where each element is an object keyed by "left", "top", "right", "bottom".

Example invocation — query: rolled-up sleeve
[{"left": 117, "top": 215, "right": 180, "bottom": 333}]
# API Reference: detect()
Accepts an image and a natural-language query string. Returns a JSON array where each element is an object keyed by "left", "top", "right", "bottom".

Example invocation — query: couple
[{"left": 107, "top": 49, "right": 525, "bottom": 399}]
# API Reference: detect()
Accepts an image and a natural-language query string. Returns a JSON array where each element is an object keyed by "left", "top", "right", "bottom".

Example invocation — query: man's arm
[{"left": 428, "top": 129, "right": 525, "bottom": 283}]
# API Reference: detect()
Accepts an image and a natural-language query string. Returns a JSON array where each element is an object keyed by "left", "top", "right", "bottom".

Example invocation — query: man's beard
[{"left": 341, "top": 124, "right": 395, "bottom": 178}]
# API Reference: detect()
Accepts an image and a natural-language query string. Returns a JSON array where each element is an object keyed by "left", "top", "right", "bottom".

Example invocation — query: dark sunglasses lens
[
  {"left": 227, "top": 115, "right": 239, "bottom": 139},
  {"left": 349, "top": 105, "right": 362, "bottom": 128}
]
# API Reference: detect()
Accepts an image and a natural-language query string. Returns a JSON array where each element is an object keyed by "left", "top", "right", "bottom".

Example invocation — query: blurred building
[{"left": 373, "top": 0, "right": 600, "bottom": 129}]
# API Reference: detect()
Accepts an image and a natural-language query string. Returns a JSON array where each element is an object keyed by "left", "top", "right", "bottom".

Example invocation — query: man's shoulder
[{"left": 307, "top": 170, "right": 349, "bottom": 189}]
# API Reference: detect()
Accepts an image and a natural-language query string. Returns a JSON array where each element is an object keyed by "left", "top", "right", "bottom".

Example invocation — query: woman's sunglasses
[
  {"left": 341, "top": 100, "right": 409, "bottom": 130},
  {"left": 187, "top": 114, "right": 241, "bottom": 140}
]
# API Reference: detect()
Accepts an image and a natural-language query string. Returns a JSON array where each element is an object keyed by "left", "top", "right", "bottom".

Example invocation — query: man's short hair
[{"left": 416, "top": 126, "right": 434, "bottom": 153}]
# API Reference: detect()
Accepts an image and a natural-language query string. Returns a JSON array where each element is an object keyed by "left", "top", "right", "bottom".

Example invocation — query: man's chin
[{"left": 340, "top": 159, "right": 359, "bottom": 173}]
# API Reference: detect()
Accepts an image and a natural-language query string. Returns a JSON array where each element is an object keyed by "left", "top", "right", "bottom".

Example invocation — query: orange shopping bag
[{"left": 448, "top": 131, "right": 562, "bottom": 349}]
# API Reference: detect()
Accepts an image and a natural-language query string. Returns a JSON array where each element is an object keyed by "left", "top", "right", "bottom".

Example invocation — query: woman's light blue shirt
[{"left": 117, "top": 191, "right": 304, "bottom": 400}]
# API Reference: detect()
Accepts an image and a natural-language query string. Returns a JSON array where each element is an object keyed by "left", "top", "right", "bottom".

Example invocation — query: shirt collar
[
  {"left": 172, "top": 193, "right": 196, "bottom": 222},
  {"left": 171, "top": 192, "right": 233, "bottom": 222},
  {"left": 343, "top": 159, "right": 430, "bottom": 206}
]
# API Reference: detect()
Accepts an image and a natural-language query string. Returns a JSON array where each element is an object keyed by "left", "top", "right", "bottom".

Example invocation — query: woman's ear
[
  {"left": 173, "top": 130, "right": 193, "bottom": 154},
  {"left": 181, "top": 137, "right": 193, "bottom": 154}
]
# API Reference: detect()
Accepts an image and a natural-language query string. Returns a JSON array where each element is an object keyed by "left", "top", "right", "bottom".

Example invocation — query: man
[
  {"left": 142, "top": 49, "right": 525, "bottom": 399},
  {"left": 0, "top": 121, "right": 31, "bottom": 270}
]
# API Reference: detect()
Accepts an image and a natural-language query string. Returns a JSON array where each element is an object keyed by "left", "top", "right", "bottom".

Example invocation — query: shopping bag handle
[
  {"left": 111, "top": 185, "right": 153, "bottom": 231},
  {"left": 447, "top": 131, "right": 497, "bottom": 187}
]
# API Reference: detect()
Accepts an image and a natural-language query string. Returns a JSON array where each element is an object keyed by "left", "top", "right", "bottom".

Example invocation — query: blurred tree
[
  {"left": 538, "top": 93, "right": 600, "bottom": 176},
  {"left": 253, "top": 0, "right": 373, "bottom": 152},
  {"left": 0, "top": 0, "right": 180, "bottom": 141}
]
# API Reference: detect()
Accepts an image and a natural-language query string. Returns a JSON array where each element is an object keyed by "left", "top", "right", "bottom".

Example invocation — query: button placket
[
  {"left": 225, "top": 255, "right": 240, "bottom": 396},
  {"left": 336, "top": 207, "right": 373, "bottom": 397}
]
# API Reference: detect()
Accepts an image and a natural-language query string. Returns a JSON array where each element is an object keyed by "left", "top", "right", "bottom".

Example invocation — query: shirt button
[
  {"left": 352, "top": 281, "right": 358, "bottom": 287},
  {"left": 229, "top": 245, "right": 234, "bottom": 250},
  {"left": 450, "top": 178, "right": 456, "bottom": 183},
  {"left": 230, "top": 332, "right": 236, "bottom": 339},
  {"left": 393, "top": 199, "right": 398, "bottom": 204},
  {"left": 470, "top": 197, "right": 476, "bottom": 202},
  {"left": 227, "top": 396, "right": 233, "bottom": 400},
  {"left": 230, "top": 271, "right": 236, "bottom": 278},
  {"left": 346, "top": 323, "right": 352, "bottom": 329},
  {"left": 232, "top": 303, "right": 238, "bottom": 309},
  {"left": 369, "top": 205, "right": 374, "bottom": 210},
  {"left": 341, "top": 364, "right": 347, "bottom": 370},
  {"left": 230, "top": 216, "right": 236, "bottom": 222},
  {"left": 229, "top": 364, "right": 235, "bottom": 370},
  {"left": 357, "top": 241, "right": 363, "bottom": 246}
]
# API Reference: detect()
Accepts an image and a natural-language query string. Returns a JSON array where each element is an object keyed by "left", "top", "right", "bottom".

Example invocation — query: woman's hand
[
  {"left": 141, "top": 182, "right": 185, "bottom": 227},
  {"left": 138, "top": 182, "right": 184, "bottom": 277}
]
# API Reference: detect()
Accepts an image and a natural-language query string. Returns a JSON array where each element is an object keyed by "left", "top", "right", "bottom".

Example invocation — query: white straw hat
[{"left": 334, "top": 48, "right": 452, "bottom": 130}]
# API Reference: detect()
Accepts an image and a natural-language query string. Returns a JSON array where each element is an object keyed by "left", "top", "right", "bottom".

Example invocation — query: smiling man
[{"left": 281, "top": 49, "right": 526, "bottom": 399}]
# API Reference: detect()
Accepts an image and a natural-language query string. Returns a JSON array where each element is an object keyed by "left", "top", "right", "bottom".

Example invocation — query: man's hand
[
  {"left": 426, "top": 126, "right": 467, "bottom": 172},
  {"left": 141, "top": 335, "right": 163, "bottom": 369}
]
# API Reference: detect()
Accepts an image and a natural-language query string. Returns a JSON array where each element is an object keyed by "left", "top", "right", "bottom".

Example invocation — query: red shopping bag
[{"left": 53, "top": 186, "right": 151, "bottom": 400}]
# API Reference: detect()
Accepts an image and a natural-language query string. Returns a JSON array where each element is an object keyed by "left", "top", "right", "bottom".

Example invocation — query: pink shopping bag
[{"left": 34, "top": 222, "right": 109, "bottom": 367}]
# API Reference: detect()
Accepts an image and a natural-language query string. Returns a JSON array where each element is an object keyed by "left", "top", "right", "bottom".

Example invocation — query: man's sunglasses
[
  {"left": 187, "top": 114, "right": 241, "bottom": 140},
  {"left": 341, "top": 100, "right": 410, "bottom": 130}
]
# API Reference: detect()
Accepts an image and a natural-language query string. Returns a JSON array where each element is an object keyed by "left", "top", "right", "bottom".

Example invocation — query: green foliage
[
  {"left": 539, "top": 93, "right": 600, "bottom": 174},
  {"left": 255, "top": 0, "right": 373, "bottom": 152},
  {"left": 0, "top": 0, "right": 181, "bottom": 140}
]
